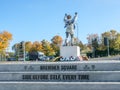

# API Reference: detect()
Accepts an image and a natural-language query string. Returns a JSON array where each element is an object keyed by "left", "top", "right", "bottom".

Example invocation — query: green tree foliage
[
  {"left": 101, "top": 30, "right": 117, "bottom": 46},
  {"left": 102, "top": 30, "right": 117, "bottom": 49},
  {"left": 113, "top": 34, "right": 120, "bottom": 50}
]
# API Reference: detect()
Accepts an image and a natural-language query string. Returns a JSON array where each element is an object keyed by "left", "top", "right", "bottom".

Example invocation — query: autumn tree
[
  {"left": 41, "top": 40, "right": 55, "bottom": 56},
  {"left": 25, "top": 41, "right": 32, "bottom": 52},
  {"left": 86, "top": 30, "right": 120, "bottom": 57},
  {"left": 110, "top": 30, "right": 117, "bottom": 39},
  {"left": 86, "top": 33, "right": 108, "bottom": 57},
  {"left": 101, "top": 30, "right": 118, "bottom": 48},
  {"left": 0, "top": 31, "right": 12, "bottom": 60},
  {"left": 51, "top": 35, "right": 63, "bottom": 46},
  {"left": 101, "top": 30, "right": 119, "bottom": 55},
  {"left": 0, "top": 31, "right": 12, "bottom": 51},
  {"left": 51, "top": 35, "right": 63, "bottom": 56},
  {"left": 112, "top": 33, "right": 120, "bottom": 50},
  {"left": 30, "top": 41, "right": 42, "bottom": 52}
]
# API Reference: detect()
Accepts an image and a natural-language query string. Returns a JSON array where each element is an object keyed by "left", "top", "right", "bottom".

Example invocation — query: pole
[
  {"left": 76, "top": 23, "right": 79, "bottom": 44},
  {"left": 76, "top": 23, "right": 78, "bottom": 40},
  {"left": 23, "top": 41, "right": 25, "bottom": 61},
  {"left": 107, "top": 38, "right": 110, "bottom": 56}
]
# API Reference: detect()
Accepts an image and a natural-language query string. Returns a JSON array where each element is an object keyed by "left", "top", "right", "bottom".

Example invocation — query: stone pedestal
[{"left": 60, "top": 46, "right": 80, "bottom": 58}]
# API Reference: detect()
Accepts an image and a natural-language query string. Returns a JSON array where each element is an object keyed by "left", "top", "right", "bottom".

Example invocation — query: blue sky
[{"left": 0, "top": 0, "right": 120, "bottom": 51}]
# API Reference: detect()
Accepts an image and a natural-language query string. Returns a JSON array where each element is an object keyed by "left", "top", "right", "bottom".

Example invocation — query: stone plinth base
[{"left": 60, "top": 46, "right": 80, "bottom": 58}]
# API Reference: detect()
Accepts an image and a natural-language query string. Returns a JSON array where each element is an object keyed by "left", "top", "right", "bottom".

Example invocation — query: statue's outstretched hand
[
  {"left": 65, "top": 13, "right": 67, "bottom": 16},
  {"left": 75, "top": 12, "right": 77, "bottom": 15}
]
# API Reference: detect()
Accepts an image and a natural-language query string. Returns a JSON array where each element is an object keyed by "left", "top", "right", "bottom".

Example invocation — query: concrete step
[
  {"left": 0, "top": 61, "right": 120, "bottom": 72},
  {"left": 0, "top": 81, "right": 120, "bottom": 90},
  {"left": 0, "top": 71, "right": 120, "bottom": 82}
]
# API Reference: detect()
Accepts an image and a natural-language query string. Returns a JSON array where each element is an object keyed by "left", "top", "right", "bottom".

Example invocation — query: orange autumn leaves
[
  {"left": 12, "top": 35, "right": 63, "bottom": 56},
  {"left": 0, "top": 31, "right": 12, "bottom": 51}
]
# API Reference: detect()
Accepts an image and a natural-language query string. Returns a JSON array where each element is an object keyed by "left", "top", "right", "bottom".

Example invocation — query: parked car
[{"left": 7, "top": 57, "right": 16, "bottom": 61}]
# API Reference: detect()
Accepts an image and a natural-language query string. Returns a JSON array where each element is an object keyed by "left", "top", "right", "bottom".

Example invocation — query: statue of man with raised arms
[{"left": 64, "top": 12, "right": 78, "bottom": 46}]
